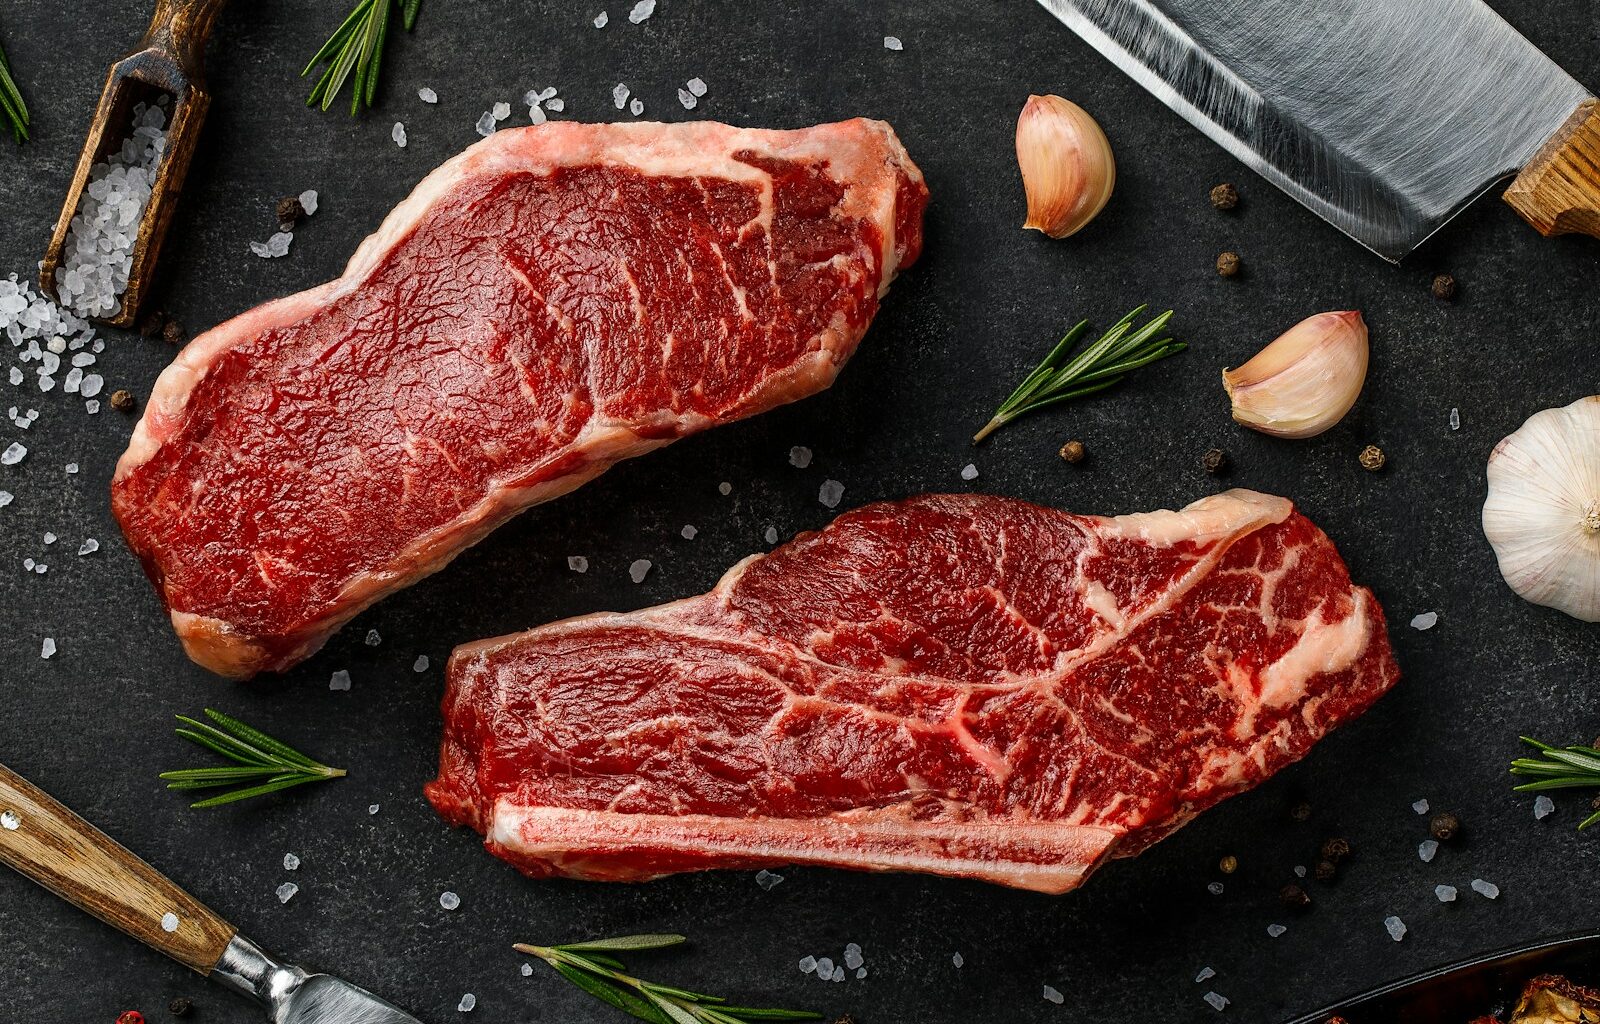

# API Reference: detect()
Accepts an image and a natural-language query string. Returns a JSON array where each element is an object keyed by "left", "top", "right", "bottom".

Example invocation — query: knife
[
  {"left": 1033, "top": 0, "right": 1600, "bottom": 261},
  {"left": 0, "top": 762, "right": 427, "bottom": 1024}
]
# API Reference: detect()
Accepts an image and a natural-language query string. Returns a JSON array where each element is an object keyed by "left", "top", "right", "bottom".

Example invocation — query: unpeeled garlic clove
[
  {"left": 1016, "top": 94, "right": 1115, "bottom": 239},
  {"left": 1482, "top": 396, "right": 1600, "bottom": 622},
  {"left": 1222, "top": 311, "right": 1369, "bottom": 439}
]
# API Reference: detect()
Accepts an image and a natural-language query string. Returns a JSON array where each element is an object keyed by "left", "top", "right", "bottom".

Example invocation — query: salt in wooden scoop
[{"left": 40, "top": 0, "right": 228, "bottom": 328}]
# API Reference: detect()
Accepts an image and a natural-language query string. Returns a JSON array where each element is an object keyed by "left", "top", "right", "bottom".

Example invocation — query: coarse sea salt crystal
[
  {"left": 1043, "top": 985, "right": 1064, "bottom": 1005},
  {"left": 629, "top": 558, "right": 652, "bottom": 583},
  {"left": 8, "top": 368, "right": 20, "bottom": 385},
  {"left": 66, "top": 462, "right": 78, "bottom": 474},
  {"left": 1410, "top": 611, "right": 1438, "bottom": 630},
  {"left": 284, "top": 852, "right": 301, "bottom": 871},
  {"left": 764, "top": 526, "right": 779, "bottom": 544},
  {"left": 843, "top": 944, "right": 864, "bottom": 970},
  {"left": 41, "top": 637, "right": 56, "bottom": 659},
  {"left": 1267, "top": 923, "right": 1287, "bottom": 938},
  {"left": 687, "top": 77, "right": 707, "bottom": 97},
  {"left": 475, "top": 112, "right": 498, "bottom": 137},
  {"left": 392, "top": 122, "right": 407, "bottom": 148},
  {"left": 1471, "top": 878, "right": 1500, "bottom": 899},
  {"left": 1195, "top": 967, "right": 1216, "bottom": 983},
  {"left": 43, "top": 531, "right": 55, "bottom": 544},
  {"left": 819, "top": 479, "right": 844, "bottom": 508},
  {"left": 1207, "top": 881, "right": 1224, "bottom": 895},
  {"left": 439, "top": 891, "right": 460, "bottom": 910},
  {"left": 681, "top": 525, "right": 697, "bottom": 540},
  {"left": 789, "top": 445, "right": 813, "bottom": 468},
  {"left": 952, "top": 952, "right": 964, "bottom": 968},
  {"left": 413, "top": 655, "right": 430, "bottom": 672},
  {"left": 960, "top": 463, "right": 978, "bottom": 481},
  {"left": 1204, "top": 992, "right": 1229, "bottom": 1011},
  {"left": 368, "top": 803, "right": 381, "bottom": 815},
  {"left": 613, "top": 83, "right": 630, "bottom": 109},
  {"left": 832, "top": 965, "right": 845, "bottom": 982},
  {"left": 1413, "top": 798, "right": 1430, "bottom": 814},
  {"left": 884, "top": 35, "right": 903, "bottom": 50},
  {"left": 85, "top": 399, "right": 99, "bottom": 414},
  {"left": 1450, "top": 407, "right": 1460, "bottom": 431},
  {"left": 546, "top": 97, "right": 564, "bottom": 113},
  {"left": 520, "top": 963, "right": 533, "bottom": 977},
  {"left": 567, "top": 555, "right": 589, "bottom": 573},
  {"left": 1418, "top": 839, "right": 1439, "bottom": 863},
  {"left": 78, "top": 538, "right": 98, "bottom": 556},
  {"left": 299, "top": 190, "right": 319, "bottom": 216},
  {"left": 34, "top": 563, "right": 46, "bottom": 574},
  {"left": 593, "top": 11, "right": 608, "bottom": 28},
  {"left": 630, "top": 98, "right": 644, "bottom": 117},
  {"left": 528, "top": 105, "right": 547, "bottom": 125},
  {"left": 419, "top": 86, "right": 438, "bottom": 103},
  {"left": 815, "top": 958, "right": 834, "bottom": 978},
  {"left": 798, "top": 956, "right": 817, "bottom": 974},
  {"left": 754, "top": 868, "right": 783, "bottom": 890},
  {"left": 329, "top": 669, "right": 352, "bottom": 691},
  {"left": 1384, "top": 915, "right": 1407, "bottom": 941},
  {"left": 365, "top": 629, "right": 381, "bottom": 646},
  {"left": 1436, "top": 884, "right": 1457, "bottom": 902},
  {"left": 0, "top": 491, "right": 11, "bottom": 508},
  {"left": 2, "top": 441, "right": 25, "bottom": 464},
  {"left": 856, "top": 967, "right": 867, "bottom": 979},
  {"left": 718, "top": 481, "right": 732, "bottom": 495},
  {"left": 1535, "top": 794, "right": 1555, "bottom": 819},
  {"left": 492, "top": 101, "right": 511, "bottom": 122},
  {"left": 628, "top": 0, "right": 655, "bottom": 23},
  {"left": 458, "top": 993, "right": 476, "bottom": 1012},
  {"left": 276, "top": 882, "right": 299, "bottom": 904},
  {"left": 161, "top": 912, "right": 180, "bottom": 933},
  {"left": 678, "top": 89, "right": 698, "bottom": 110}
]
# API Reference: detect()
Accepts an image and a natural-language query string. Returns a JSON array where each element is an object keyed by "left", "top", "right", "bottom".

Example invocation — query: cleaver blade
[{"left": 1034, "top": 0, "right": 1596, "bottom": 261}]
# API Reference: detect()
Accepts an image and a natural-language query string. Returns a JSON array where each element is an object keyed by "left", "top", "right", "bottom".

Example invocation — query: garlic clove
[
  {"left": 1222, "top": 311, "right": 1369, "bottom": 439},
  {"left": 1016, "top": 94, "right": 1115, "bottom": 239},
  {"left": 1482, "top": 396, "right": 1600, "bottom": 622}
]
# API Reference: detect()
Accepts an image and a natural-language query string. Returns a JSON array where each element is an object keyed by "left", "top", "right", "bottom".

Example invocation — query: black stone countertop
[{"left": 2, "top": 2, "right": 1598, "bottom": 1022}]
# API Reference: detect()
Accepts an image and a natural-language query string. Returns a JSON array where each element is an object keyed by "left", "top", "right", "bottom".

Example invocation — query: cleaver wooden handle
[
  {"left": 1504, "top": 99, "right": 1600, "bottom": 240},
  {"left": 0, "top": 762, "right": 237, "bottom": 975}
]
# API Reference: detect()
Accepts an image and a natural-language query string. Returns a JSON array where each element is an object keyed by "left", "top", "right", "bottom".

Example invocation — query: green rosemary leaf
[
  {"left": 304, "top": 0, "right": 423, "bottom": 115},
  {"left": 975, "top": 306, "right": 1182, "bottom": 443},
  {"left": 166, "top": 711, "right": 344, "bottom": 809},
  {"left": 301, "top": 0, "right": 369, "bottom": 75},
  {"left": 187, "top": 773, "right": 325, "bottom": 809},
  {"left": 1510, "top": 735, "right": 1600, "bottom": 831},
  {"left": 175, "top": 721, "right": 276, "bottom": 766},
  {"left": 643, "top": 991, "right": 702, "bottom": 1024},
  {"left": 550, "top": 961, "right": 673, "bottom": 1024},
  {"left": 203, "top": 708, "right": 322, "bottom": 769},
  {"left": 1581, "top": 808, "right": 1600, "bottom": 831},
  {"left": 362, "top": 0, "right": 391, "bottom": 108},
  {"left": 639, "top": 980, "right": 723, "bottom": 1004},
  {"left": 714, "top": 1009, "right": 824, "bottom": 1021},
  {"left": 1511, "top": 778, "right": 1600, "bottom": 792},
  {"left": 561, "top": 935, "right": 689, "bottom": 953},
  {"left": 0, "top": 34, "right": 27, "bottom": 144},
  {"left": 402, "top": 0, "right": 424, "bottom": 32}
]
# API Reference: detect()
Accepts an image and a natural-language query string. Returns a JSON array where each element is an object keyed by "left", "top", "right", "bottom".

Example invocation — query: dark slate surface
[{"left": 2, "top": 1, "right": 1599, "bottom": 1021}]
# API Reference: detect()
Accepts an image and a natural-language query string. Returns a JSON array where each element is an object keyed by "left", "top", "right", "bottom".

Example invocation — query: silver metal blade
[
  {"left": 1034, "top": 0, "right": 1593, "bottom": 260},
  {"left": 214, "top": 935, "right": 428, "bottom": 1024}
]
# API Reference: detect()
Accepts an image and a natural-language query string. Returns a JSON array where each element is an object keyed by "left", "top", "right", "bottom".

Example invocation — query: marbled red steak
[
  {"left": 427, "top": 490, "right": 1399, "bottom": 894},
  {"left": 110, "top": 119, "right": 927, "bottom": 678}
]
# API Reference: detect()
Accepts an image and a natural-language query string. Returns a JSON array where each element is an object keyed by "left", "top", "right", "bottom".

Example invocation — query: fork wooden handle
[
  {"left": 0, "top": 762, "right": 236, "bottom": 974},
  {"left": 141, "top": 0, "right": 231, "bottom": 77},
  {"left": 1504, "top": 99, "right": 1600, "bottom": 240}
]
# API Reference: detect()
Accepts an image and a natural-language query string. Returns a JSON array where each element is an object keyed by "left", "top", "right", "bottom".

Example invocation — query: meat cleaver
[
  {"left": 0, "top": 762, "right": 426, "bottom": 1023},
  {"left": 1034, "top": 0, "right": 1600, "bottom": 260}
]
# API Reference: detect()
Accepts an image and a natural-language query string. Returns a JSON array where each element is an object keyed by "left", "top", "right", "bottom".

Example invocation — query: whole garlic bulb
[
  {"left": 1482, "top": 396, "right": 1600, "bottom": 622},
  {"left": 1222, "top": 311, "right": 1369, "bottom": 438},
  {"left": 1016, "top": 94, "right": 1115, "bottom": 239}
]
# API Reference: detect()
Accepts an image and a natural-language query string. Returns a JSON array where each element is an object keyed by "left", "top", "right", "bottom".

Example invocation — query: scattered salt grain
[
  {"left": 1294, "top": 865, "right": 1307, "bottom": 878},
  {"left": 365, "top": 629, "right": 381, "bottom": 646},
  {"left": 368, "top": 803, "right": 381, "bottom": 815},
  {"left": 329, "top": 669, "right": 352, "bottom": 691},
  {"left": 952, "top": 952, "right": 964, "bottom": 968},
  {"left": 1418, "top": 839, "right": 1439, "bottom": 863},
  {"left": 1413, "top": 798, "right": 1430, "bottom": 814},
  {"left": 40, "top": 637, "right": 55, "bottom": 659},
  {"left": 818, "top": 479, "right": 845, "bottom": 508},
  {"left": 630, "top": 98, "right": 644, "bottom": 117},
  {"left": 276, "top": 882, "right": 299, "bottom": 904},
  {"left": 299, "top": 190, "right": 319, "bottom": 216},
  {"left": 85, "top": 399, "right": 100, "bottom": 414},
  {"left": 1043, "top": 985, "right": 1064, "bottom": 1005},
  {"left": 680, "top": 525, "right": 697, "bottom": 540},
  {"left": 0, "top": 491, "right": 11, "bottom": 508},
  {"left": 1449, "top": 407, "right": 1460, "bottom": 431},
  {"left": 884, "top": 35, "right": 903, "bottom": 50},
  {"left": 419, "top": 86, "right": 438, "bottom": 104},
  {"left": 528, "top": 105, "right": 547, "bottom": 125},
  {"left": 815, "top": 958, "right": 834, "bottom": 979},
  {"left": 284, "top": 852, "right": 301, "bottom": 871},
  {"left": 458, "top": 993, "right": 476, "bottom": 1013},
  {"left": 960, "top": 463, "right": 978, "bottom": 481},
  {"left": 34, "top": 563, "right": 46, "bottom": 574},
  {"left": 855, "top": 967, "right": 867, "bottom": 979},
  {"left": 1267, "top": 923, "right": 1287, "bottom": 938},
  {"left": 413, "top": 655, "right": 430, "bottom": 672},
  {"left": 392, "top": 122, "right": 408, "bottom": 148},
  {"left": 567, "top": 555, "right": 589, "bottom": 573},
  {"left": 7, "top": 367, "right": 19, "bottom": 385},
  {"left": 764, "top": 526, "right": 779, "bottom": 544},
  {"left": 754, "top": 869, "right": 784, "bottom": 890},
  {"left": 1535, "top": 794, "right": 1556, "bottom": 820},
  {"left": 593, "top": 11, "right": 609, "bottom": 28},
  {"left": 789, "top": 446, "right": 813, "bottom": 468},
  {"left": 492, "top": 102, "right": 511, "bottom": 122},
  {"left": 678, "top": 88, "right": 698, "bottom": 111},
  {"left": 831, "top": 966, "right": 846, "bottom": 982},
  {"left": 718, "top": 481, "right": 732, "bottom": 495},
  {"left": 1471, "top": 878, "right": 1500, "bottom": 899},
  {"left": 1435, "top": 884, "right": 1457, "bottom": 902},
  {"left": 520, "top": 963, "right": 533, "bottom": 977},
  {"left": 628, "top": 0, "right": 655, "bottom": 23},
  {"left": 843, "top": 944, "right": 863, "bottom": 970},
  {"left": 613, "top": 83, "right": 630, "bottom": 109},
  {"left": 629, "top": 558, "right": 652, "bottom": 583},
  {"left": 1207, "top": 881, "right": 1224, "bottom": 895},
  {"left": 687, "top": 77, "right": 707, "bottom": 97},
  {"left": 2, "top": 441, "right": 26, "bottom": 465},
  {"left": 23, "top": 558, "right": 33, "bottom": 570},
  {"left": 798, "top": 956, "right": 817, "bottom": 974},
  {"left": 43, "top": 532, "right": 55, "bottom": 544},
  {"left": 546, "top": 98, "right": 564, "bottom": 113},
  {"left": 1203, "top": 992, "right": 1229, "bottom": 1012},
  {"left": 475, "top": 112, "right": 498, "bottom": 137},
  {"left": 1384, "top": 915, "right": 1407, "bottom": 941},
  {"left": 439, "top": 891, "right": 461, "bottom": 910},
  {"left": 1195, "top": 967, "right": 1216, "bottom": 983},
  {"left": 38, "top": 375, "right": 55, "bottom": 393},
  {"left": 161, "top": 912, "right": 180, "bottom": 933},
  {"left": 1410, "top": 611, "right": 1437, "bottom": 630}
]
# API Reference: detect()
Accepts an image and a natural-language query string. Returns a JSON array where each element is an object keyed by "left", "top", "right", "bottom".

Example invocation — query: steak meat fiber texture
[
  {"left": 428, "top": 490, "right": 1399, "bottom": 894},
  {"left": 111, "top": 119, "right": 927, "bottom": 678}
]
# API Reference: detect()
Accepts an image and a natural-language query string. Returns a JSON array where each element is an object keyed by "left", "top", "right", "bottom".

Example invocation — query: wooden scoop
[{"left": 40, "top": 0, "right": 228, "bottom": 329}]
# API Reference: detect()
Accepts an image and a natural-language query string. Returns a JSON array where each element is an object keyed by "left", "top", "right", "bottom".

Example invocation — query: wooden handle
[
  {"left": 141, "top": 0, "right": 230, "bottom": 75},
  {"left": 1504, "top": 99, "right": 1600, "bottom": 240},
  {"left": 0, "top": 762, "right": 235, "bottom": 974}
]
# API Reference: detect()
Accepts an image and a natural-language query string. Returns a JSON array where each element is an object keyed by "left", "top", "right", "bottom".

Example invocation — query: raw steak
[
  {"left": 427, "top": 489, "right": 1398, "bottom": 894},
  {"left": 111, "top": 119, "right": 927, "bottom": 678}
]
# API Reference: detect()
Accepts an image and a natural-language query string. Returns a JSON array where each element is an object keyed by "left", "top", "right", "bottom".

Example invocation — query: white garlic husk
[
  {"left": 1482, "top": 396, "right": 1600, "bottom": 622},
  {"left": 1016, "top": 94, "right": 1115, "bottom": 239},
  {"left": 1222, "top": 311, "right": 1369, "bottom": 438}
]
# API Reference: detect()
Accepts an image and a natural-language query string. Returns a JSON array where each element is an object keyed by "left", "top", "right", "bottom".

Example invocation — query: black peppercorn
[
  {"left": 832, "top": 1016, "right": 858, "bottom": 1024},
  {"left": 1313, "top": 859, "right": 1338, "bottom": 882},
  {"left": 1059, "top": 439, "right": 1087, "bottom": 465},
  {"left": 1218, "top": 854, "right": 1238, "bottom": 874},
  {"left": 1358, "top": 445, "right": 1386, "bottom": 472},
  {"left": 1592, "top": 792, "right": 1600, "bottom": 812},
  {"left": 162, "top": 318, "right": 184, "bottom": 345},
  {"left": 1319, "top": 837, "right": 1352, "bottom": 864},
  {"left": 1431, "top": 273, "right": 1457, "bottom": 301},
  {"left": 137, "top": 311, "right": 167, "bottom": 337},
  {"left": 1430, "top": 811, "right": 1461, "bottom": 841},
  {"left": 1202, "top": 448, "right": 1228, "bottom": 475},
  {"left": 1289, "top": 800, "right": 1312, "bottom": 822},
  {"left": 1215, "top": 251, "right": 1241, "bottom": 277},
  {"left": 1209, "top": 182, "right": 1239, "bottom": 211},
  {"left": 1279, "top": 883, "right": 1312, "bottom": 909},
  {"left": 110, "top": 388, "right": 137, "bottom": 413},
  {"left": 168, "top": 997, "right": 193, "bottom": 1017},
  {"left": 277, "top": 195, "right": 306, "bottom": 229}
]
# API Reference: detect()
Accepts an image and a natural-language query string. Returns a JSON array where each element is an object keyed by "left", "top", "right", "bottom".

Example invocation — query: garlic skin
[
  {"left": 1016, "top": 95, "right": 1115, "bottom": 239},
  {"left": 1482, "top": 396, "right": 1600, "bottom": 622},
  {"left": 1222, "top": 311, "right": 1368, "bottom": 439}
]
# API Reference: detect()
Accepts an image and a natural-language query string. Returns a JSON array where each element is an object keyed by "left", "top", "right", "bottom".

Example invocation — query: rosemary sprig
[
  {"left": 160, "top": 709, "right": 346, "bottom": 808},
  {"left": 516, "top": 934, "right": 823, "bottom": 1024},
  {"left": 974, "top": 305, "right": 1184, "bottom": 443},
  {"left": 1511, "top": 736, "right": 1600, "bottom": 830},
  {"left": 302, "top": 0, "right": 423, "bottom": 115},
  {"left": 0, "top": 32, "right": 29, "bottom": 144}
]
